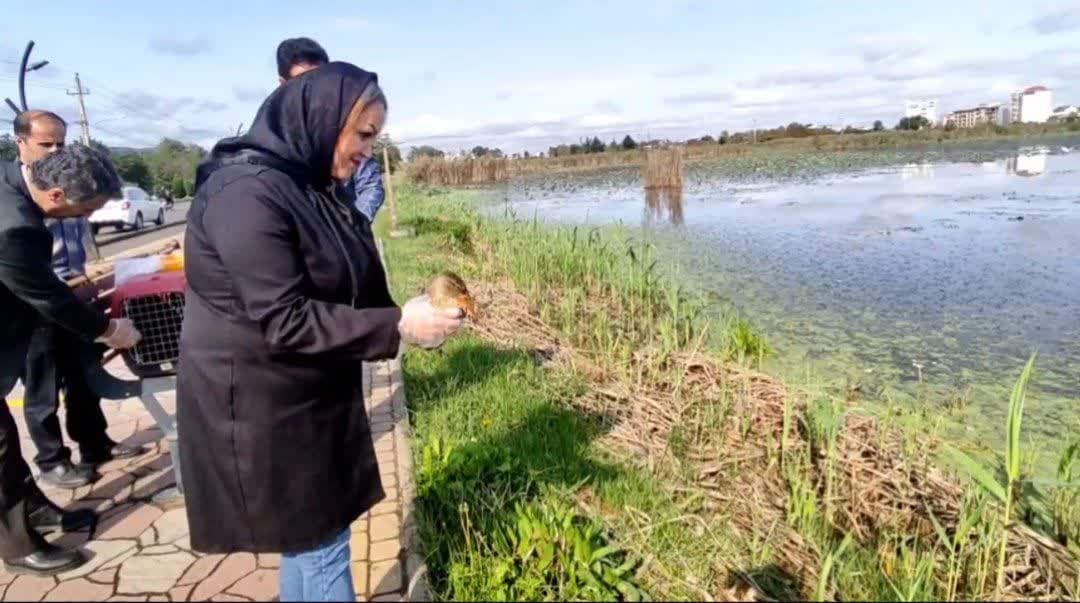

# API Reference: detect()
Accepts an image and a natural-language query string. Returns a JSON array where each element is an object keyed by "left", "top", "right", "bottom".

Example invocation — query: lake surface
[{"left": 495, "top": 143, "right": 1080, "bottom": 466}]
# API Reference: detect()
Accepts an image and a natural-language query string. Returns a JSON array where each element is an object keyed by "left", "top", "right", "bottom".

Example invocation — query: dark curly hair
[
  {"left": 276, "top": 37, "right": 329, "bottom": 79},
  {"left": 29, "top": 143, "right": 122, "bottom": 204}
]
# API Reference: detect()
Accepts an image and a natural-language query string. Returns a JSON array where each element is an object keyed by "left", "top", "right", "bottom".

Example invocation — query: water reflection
[
  {"left": 644, "top": 188, "right": 684, "bottom": 226},
  {"left": 1006, "top": 150, "right": 1048, "bottom": 177},
  {"left": 900, "top": 163, "right": 935, "bottom": 180}
]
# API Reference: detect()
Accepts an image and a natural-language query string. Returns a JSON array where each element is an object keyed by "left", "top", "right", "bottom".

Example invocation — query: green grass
[
  {"left": 378, "top": 201, "right": 746, "bottom": 600},
  {"left": 376, "top": 184, "right": 1079, "bottom": 601}
]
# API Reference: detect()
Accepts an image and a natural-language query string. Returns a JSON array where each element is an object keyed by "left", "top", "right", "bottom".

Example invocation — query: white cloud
[
  {"left": 149, "top": 35, "right": 213, "bottom": 57},
  {"left": 1030, "top": 6, "right": 1080, "bottom": 34},
  {"left": 665, "top": 91, "right": 733, "bottom": 106},
  {"left": 233, "top": 86, "right": 270, "bottom": 103},
  {"left": 849, "top": 33, "right": 927, "bottom": 64},
  {"left": 578, "top": 113, "right": 632, "bottom": 128}
]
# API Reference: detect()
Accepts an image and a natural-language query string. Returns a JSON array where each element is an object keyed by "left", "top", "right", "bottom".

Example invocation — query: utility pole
[{"left": 67, "top": 73, "right": 91, "bottom": 145}]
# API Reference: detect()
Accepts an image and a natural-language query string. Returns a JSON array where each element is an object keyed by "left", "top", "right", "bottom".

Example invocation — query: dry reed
[
  {"left": 462, "top": 279, "right": 1079, "bottom": 601},
  {"left": 643, "top": 147, "right": 685, "bottom": 189},
  {"left": 406, "top": 155, "right": 511, "bottom": 185}
]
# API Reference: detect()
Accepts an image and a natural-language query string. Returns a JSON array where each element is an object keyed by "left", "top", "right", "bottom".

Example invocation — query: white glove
[
  {"left": 398, "top": 294, "right": 464, "bottom": 349},
  {"left": 95, "top": 318, "right": 143, "bottom": 350}
]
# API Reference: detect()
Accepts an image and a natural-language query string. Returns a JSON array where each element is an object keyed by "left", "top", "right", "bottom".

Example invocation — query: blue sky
[{"left": 4, "top": 0, "right": 1080, "bottom": 154}]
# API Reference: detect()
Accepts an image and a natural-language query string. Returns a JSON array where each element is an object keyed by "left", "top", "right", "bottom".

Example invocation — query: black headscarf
[{"left": 196, "top": 61, "right": 378, "bottom": 190}]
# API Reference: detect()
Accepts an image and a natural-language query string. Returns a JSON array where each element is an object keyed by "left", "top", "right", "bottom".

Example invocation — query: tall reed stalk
[
  {"left": 643, "top": 147, "right": 685, "bottom": 189},
  {"left": 945, "top": 353, "right": 1037, "bottom": 596}
]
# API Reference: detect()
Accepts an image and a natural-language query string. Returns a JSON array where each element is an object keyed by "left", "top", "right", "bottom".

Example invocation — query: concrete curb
[{"left": 96, "top": 218, "right": 187, "bottom": 248}]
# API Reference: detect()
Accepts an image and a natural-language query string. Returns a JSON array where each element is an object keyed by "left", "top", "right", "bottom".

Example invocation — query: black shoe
[
  {"left": 80, "top": 443, "right": 148, "bottom": 466},
  {"left": 38, "top": 462, "right": 95, "bottom": 489},
  {"left": 3, "top": 545, "right": 86, "bottom": 576},
  {"left": 28, "top": 503, "right": 97, "bottom": 534}
]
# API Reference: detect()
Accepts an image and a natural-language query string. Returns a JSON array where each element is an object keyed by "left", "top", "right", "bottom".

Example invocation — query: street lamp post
[{"left": 5, "top": 40, "right": 49, "bottom": 115}]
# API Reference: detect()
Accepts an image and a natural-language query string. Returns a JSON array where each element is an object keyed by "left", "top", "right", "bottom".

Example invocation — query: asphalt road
[{"left": 95, "top": 201, "right": 189, "bottom": 256}]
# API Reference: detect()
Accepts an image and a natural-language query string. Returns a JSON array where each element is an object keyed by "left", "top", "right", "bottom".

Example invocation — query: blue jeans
[{"left": 279, "top": 528, "right": 355, "bottom": 602}]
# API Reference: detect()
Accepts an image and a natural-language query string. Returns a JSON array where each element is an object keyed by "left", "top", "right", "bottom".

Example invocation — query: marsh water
[{"left": 494, "top": 142, "right": 1080, "bottom": 467}]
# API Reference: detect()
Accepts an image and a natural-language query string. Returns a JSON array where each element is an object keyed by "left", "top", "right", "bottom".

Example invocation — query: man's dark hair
[
  {"left": 29, "top": 143, "right": 122, "bottom": 204},
  {"left": 276, "top": 37, "right": 329, "bottom": 79},
  {"left": 13, "top": 110, "right": 67, "bottom": 137}
]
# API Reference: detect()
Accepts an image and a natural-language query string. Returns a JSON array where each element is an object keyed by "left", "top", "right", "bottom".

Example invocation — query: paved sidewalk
[{"left": 0, "top": 356, "right": 424, "bottom": 602}]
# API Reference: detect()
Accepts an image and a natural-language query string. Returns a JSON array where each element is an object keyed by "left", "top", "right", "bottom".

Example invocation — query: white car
[{"left": 89, "top": 185, "right": 166, "bottom": 233}]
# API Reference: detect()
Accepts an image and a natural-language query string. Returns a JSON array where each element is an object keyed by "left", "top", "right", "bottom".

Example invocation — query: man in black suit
[{"left": 0, "top": 130, "right": 142, "bottom": 575}]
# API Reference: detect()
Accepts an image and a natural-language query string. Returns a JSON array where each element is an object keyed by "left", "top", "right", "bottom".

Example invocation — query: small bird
[{"left": 427, "top": 271, "right": 478, "bottom": 320}]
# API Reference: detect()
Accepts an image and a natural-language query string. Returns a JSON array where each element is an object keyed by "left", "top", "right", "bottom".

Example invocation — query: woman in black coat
[{"left": 178, "top": 62, "right": 462, "bottom": 601}]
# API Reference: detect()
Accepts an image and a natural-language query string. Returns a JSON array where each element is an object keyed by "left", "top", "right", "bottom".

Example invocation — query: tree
[
  {"left": 873, "top": 120, "right": 885, "bottom": 132},
  {"left": 114, "top": 153, "right": 154, "bottom": 192},
  {"left": 621, "top": 135, "right": 637, "bottom": 150},
  {"left": 145, "top": 137, "right": 207, "bottom": 199},
  {"left": 87, "top": 138, "right": 112, "bottom": 157},
  {"left": 718, "top": 130, "right": 729, "bottom": 145},
  {"left": 0, "top": 134, "right": 15, "bottom": 162},
  {"left": 407, "top": 145, "right": 445, "bottom": 161},
  {"left": 171, "top": 173, "right": 187, "bottom": 198},
  {"left": 896, "top": 116, "right": 931, "bottom": 131},
  {"left": 588, "top": 136, "right": 605, "bottom": 154},
  {"left": 374, "top": 135, "right": 402, "bottom": 173},
  {"left": 469, "top": 145, "right": 504, "bottom": 158}
]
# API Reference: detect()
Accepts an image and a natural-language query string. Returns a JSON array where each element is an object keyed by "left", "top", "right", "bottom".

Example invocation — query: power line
[{"left": 92, "top": 122, "right": 151, "bottom": 146}]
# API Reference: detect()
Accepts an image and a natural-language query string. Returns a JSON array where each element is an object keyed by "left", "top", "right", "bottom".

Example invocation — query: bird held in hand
[{"left": 427, "top": 271, "right": 478, "bottom": 320}]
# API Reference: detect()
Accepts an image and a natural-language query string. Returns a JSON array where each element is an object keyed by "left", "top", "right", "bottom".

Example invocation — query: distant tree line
[
  {"left": 548, "top": 135, "right": 638, "bottom": 157},
  {"left": 0, "top": 134, "right": 208, "bottom": 197},
  {"left": 105, "top": 138, "right": 208, "bottom": 198},
  {"left": 895, "top": 116, "right": 931, "bottom": 131},
  {"left": 0, "top": 134, "right": 17, "bottom": 162}
]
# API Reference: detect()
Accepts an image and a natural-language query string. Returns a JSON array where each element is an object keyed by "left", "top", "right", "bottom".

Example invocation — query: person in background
[
  {"left": 1, "top": 139, "right": 143, "bottom": 575},
  {"left": 179, "top": 62, "right": 462, "bottom": 602},
  {"left": 277, "top": 37, "right": 386, "bottom": 223},
  {"left": 14, "top": 112, "right": 146, "bottom": 491}
]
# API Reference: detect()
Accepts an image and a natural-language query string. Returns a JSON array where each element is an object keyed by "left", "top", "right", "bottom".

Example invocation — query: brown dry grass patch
[{"left": 460, "top": 276, "right": 1079, "bottom": 601}]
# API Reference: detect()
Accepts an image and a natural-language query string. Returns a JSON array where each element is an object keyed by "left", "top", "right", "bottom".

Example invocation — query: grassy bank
[
  {"left": 377, "top": 184, "right": 1079, "bottom": 600},
  {"left": 405, "top": 122, "right": 1080, "bottom": 185}
]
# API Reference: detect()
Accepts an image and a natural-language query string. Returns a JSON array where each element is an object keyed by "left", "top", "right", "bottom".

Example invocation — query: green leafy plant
[
  {"left": 498, "top": 501, "right": 645, "bottom": 601},
  {"left": 814, "top": 533, "right": 853, "bottom": 601},
  {"left": 945, "top": 353, "right": 1036, "bottom": 595}
]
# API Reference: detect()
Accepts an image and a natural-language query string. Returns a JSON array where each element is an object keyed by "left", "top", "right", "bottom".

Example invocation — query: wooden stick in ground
[{"left": 383, "top": 146, "right": 397, "bottom": 231}]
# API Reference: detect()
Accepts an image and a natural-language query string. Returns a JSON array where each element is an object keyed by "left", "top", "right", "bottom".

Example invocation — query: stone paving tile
[
  {"left": 370, "top": 539, "right": 402, "bottom": 562},
  {"left": 168, "top": 584, "right": 193, "bottom": 601},
  {"left": 117, "top": 551, "right": 196, "bottom": 595},
  {"left": 176, "top": 554, "right": 223, "bottom": 586},
  {"left": 226, "top": 569, "right": 276, "bottom": 600},
  {"left": 58, "top": 540, "right": 138, "bottom": 581},
  {"left": 6, "top": 575, "right": 56, "bottom": 602},
  {"left": 149, "top": 508, "right": 188, "bottom": 545},
  {"left": 370, "top": 559, "right": 404, "bottom": 596},
  {"left": 190, "top": 553, "right": 255, "bottom": 601},
  {"left": 1, "top": 357, "right": 421, "bottom": 602},
  {"left": 87, "top": 567, "right": 118, "bottom": 585},
  {"left": 96, "top": 505, "right": 163, "bottom": 540},
  {"left": 42, "top": 578, "right": 112, "bottom": 601}
]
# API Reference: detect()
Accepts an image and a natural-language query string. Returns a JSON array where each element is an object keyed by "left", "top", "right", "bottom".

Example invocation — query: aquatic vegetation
[{"left": 386, "top": 184, "right": 1079, "bottom": 601}]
